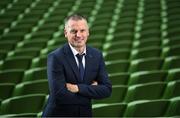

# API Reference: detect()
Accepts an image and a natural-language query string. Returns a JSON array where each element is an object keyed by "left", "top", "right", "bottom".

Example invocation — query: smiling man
[{"left": 42, "top": 14, "right": 112, "bottom": 117}]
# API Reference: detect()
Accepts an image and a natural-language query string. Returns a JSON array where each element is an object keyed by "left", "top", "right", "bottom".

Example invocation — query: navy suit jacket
[{"left": 42, "top": 43, "right": 112, "bottom": 116}]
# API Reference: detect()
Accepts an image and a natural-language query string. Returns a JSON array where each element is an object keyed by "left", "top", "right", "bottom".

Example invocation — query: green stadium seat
[
  {"left": 129, "top": 57, "right": 163, "bottom": 73},
  {"left": 22, "top": 68, "right": 47, "bottom": 82},
  {"left": 165, "top": 96, "right": 180, "bottom": 117},
  {"left": 31, "top": 56, "right": 47, "bottom": 68},
  {"left": 162, "top": 45, "right": 180, "bottom": 57},
  {"left": 104, "top": 49, "right": 130, "bottom": 61},
  {"left": 0, "top": 50, "right": 7, "bottom": 60},
  {"left": 163, "top": 80, "right": 180, "bottom": 99},
  {"left": 115, "top": 23, "right": 134, "bottom": 34},
  {"left": 0, "top": 41, "right": 16, "bottom": 51},
  {"left": 40, "top": 46, "right": 58, "bottom": 56},
  {"left": 106, "top": 60, "right": 130, "bottom": 74},
  {"left": 12, "top": 80, "right": 49, "bottom": 96},
  {"left": 162, "top": 56, "right": 180, "bottom": 70},
  {"left": 0, "top": 69, "right": 24, "bottom": 84},
  {"left": 88, "top": 34, "right": 105, "bottom": 44},
  {"left": 124, "top": 99, "right": 169, "bottom": 117},
  {"left": 167, "top": 68, "right": 180, "bottom": 81},
  {"left": 140, "top": 25, "right": 161, "bottom": 41},
  {"left": 134, "top": 39, "right": 161, "bottom": 49},
  {"left": 8, "top": 48, "right": 40, "bottom": 58},
  {"left": 93, "top": 103, "right": 127, "bottom": 117},
  {"left": 17, "top": 40, "right": 47, "bottom": 49},
  {"left": 0, "top": 94, "right": 45, "bottom": 115},
  {"left": 128, "top": 70, "right": 167, "bottom": 85},
  {"left": 103, "top": 40, "right": 132, "bottom": 51},
  {"left": 93, "top": 85, "right": 127, "bottom": 104},
  {"left": 109, "top": 73, "right": 129, "bottom": 85},
  {"left": 131, "top": 47, "right": 161, "bottom": 59},
  {"left": 163, "top": 38, "right": 180, "bottom": 47},
  {"left": 0, "top": 83, "right": 15, "bottom": 100},
  {"left": 1, "top": 32, "right": 25, "bottom": 43},
  {"left": 125, "top": 82, "right": 166, "bottom": 102},
  {"left": 113, "top": 31, "right": 134, "bottom": 42},
  {"left": 2, "top": 56, "right": 32, "bottom": 70},
  {"left": 88, "top": 42, "right": 102, "bottom": 50}
]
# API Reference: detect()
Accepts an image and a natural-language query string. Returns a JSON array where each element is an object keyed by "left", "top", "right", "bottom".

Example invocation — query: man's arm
[
  {"left": 66, "top": 53, "right": 112, "bottom": 99},
  {"left": 47, "top": 53, "right": 78, "bottom": 101},
  {"left": 66, "top": 81, "right": 98, "bottom": 93}
]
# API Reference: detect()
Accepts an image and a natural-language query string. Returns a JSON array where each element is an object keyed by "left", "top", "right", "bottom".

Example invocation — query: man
[{"left": 42, "top": 14, "right": 112, "bottom": 117}]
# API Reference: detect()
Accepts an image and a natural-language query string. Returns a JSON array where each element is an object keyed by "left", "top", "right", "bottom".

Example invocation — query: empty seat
[
  {"left": 106, "top": 60, "right": 129, "bottom": 74},
  {"left": 0, "top": 69, "right": 24, "bottom": 84},
  {"left": 17, "top": 40, "right": 47, "bottom": 49},
  {"left": 167, "top": 68, "right": 180, "bottom": 81},
  {"left": 0, "top": 50, "right": 7, "bottom": 60},
  {"left": 2, "top": 56, "right": 32, "bottom": 70},
  {"left": 109, "top": 73, "right": 129, "bottom": 85},
  {"left": 134, "top": 39, "right": 161, "bottom": 49},
  {"left": 12, "top": 80, "right": 49, "bottom": 96},
  {"left": 163, "top": 80, "right": 180, "bottom": 99},
  {"left": 124, "top": 99, "right": 169, "bottom": 117},
  {"left": 162, "top": 45, "right": 180, "bottom": 57},
  {"left": 0, "top": 41, "right": 15, "bottom": 51},
  {"left": 162, "top": 56, "right": 180, "bottom": 70},
  {"left": 22, "top": 68, "right": 47, "bottom": 82},
  {"left": 165, "top": 96, "right": 180, "bottom": 117},
  {"left": 0, "top": 83, "right": 15, "bottom": 100},
  {"left": 93, "top": 85, "right": 127, "bottom": 104},
  {"left": 130, "top": 47, "right": 161, "bottom": 60},
  {"left": 125, "top": 82, "right": 166, "bottom": 102},
  {"left": 128, "top": 70, "right": 167, "bottom": 85},
  {"left": 0, "top": 94, "right": 46, "bottom": 115},
  {"left": 31, "top": 56, "right": 47, "bottom": 68},
  {"left": 103, "top": 41, "right": 132, "bottom": 51},
  {"left": 104, "top": 49, "right": 130, "bottom": 61},
  {"left": 129, "top": 58, "right": 163, "bottom": 73},
  {"left": 139, "top": 28, "right": 161, "bottom": 42},
  {"left": 8, "top": 48, "right": 40, "bottom": 58},
  {"left": 93, "top": 103, "right": 127, "bottom": 117},
  {"left": 113, "top": 31, "right": 134, "bottom": 42},
  {"left": 163, "top": 38, "right": 180, "bottom": 47},
  {"left": 88, "top": 42, "right": 102, "bottom": 50}
]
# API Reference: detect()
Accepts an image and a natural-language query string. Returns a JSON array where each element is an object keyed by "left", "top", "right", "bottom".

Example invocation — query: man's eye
[
  {"left": 81, "top": 30, "right": 85, "bottom": 32},
  {"left": 70, "top": 30, "right": 76, "bottom": 33}
]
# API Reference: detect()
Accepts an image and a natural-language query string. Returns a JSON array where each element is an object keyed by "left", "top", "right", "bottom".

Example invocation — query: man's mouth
[{"left": 75, "top": 38, "right": 83, "bottom": 42}]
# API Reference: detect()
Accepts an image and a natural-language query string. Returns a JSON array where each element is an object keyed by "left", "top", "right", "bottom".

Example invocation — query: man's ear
[
  {"left": 64, "top": 29, "right": 67, "bottom": 38},
  {"left": 87, "top": 29, "right": 89, "bottom": 37}
]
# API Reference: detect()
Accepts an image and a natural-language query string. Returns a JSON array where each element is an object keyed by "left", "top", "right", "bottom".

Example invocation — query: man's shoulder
[
  {"left": 48, "top": 47, "right": 62, "bottom": 56},
  {"left": 48, "top": 44, "right": 67, "bottom": 58}
]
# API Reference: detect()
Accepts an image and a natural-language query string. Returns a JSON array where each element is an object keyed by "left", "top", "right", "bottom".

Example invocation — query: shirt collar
[{"left": 68, "top": 43, "right": 86, "bottom": 56}]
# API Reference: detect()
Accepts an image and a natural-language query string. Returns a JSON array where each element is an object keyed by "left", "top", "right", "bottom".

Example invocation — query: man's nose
[{"left": 76, "top": 31, "right": 81, "bottom": 37}]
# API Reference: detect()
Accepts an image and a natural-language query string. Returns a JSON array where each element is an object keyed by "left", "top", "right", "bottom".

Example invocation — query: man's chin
[{"left": 75, "top": 43, "right": 85, "bottom": 47}]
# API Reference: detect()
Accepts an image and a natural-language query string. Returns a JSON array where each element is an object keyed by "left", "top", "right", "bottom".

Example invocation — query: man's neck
[
  {"left": 75, "top": 47, "right": 85, "bottom": 54},
  {"left": 69, "top": 43, "right": 86, "bottom": 55}
]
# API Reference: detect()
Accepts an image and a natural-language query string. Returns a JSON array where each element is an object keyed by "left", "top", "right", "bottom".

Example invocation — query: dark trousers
[{"left": 42, "top": 104, "right": 92, "bottom": 117}]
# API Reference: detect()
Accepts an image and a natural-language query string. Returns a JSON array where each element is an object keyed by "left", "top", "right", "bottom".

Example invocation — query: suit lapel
[
  {"left": 63, "top": 44, "right": 81, "bottom": 82},
  {"left": 84, "top": 47, "right": 94, "bottom": 82},
  {"left": 63, "top": 44, "right": 94, "bottom": 83}
]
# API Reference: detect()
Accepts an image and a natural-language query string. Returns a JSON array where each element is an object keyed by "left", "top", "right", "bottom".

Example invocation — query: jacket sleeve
[
  {"left": 77, "top": 53, "right": 112, "bottom": 99},
  {"left": 47, "top": 53, "right": 77, "bottom": 102}
]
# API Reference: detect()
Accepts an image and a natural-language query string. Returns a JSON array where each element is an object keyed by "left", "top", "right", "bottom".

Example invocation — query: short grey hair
[{"left": 64, "top": 14, "right": 88, "bottom": 29}]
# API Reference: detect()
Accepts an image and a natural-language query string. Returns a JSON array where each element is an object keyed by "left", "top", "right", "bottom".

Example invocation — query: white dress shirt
[{"left": 69, "top": 43, "right": 86, "bottom": 68}]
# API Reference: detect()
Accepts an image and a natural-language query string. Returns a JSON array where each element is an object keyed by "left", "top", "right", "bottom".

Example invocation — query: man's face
[{"left": 64, "top": 19, "right": 89, "bottom": 49}]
